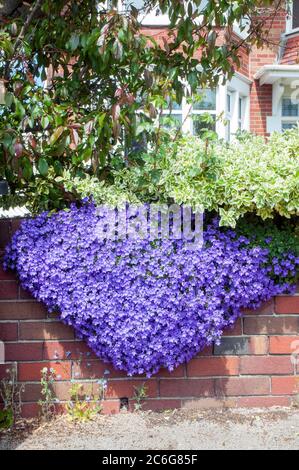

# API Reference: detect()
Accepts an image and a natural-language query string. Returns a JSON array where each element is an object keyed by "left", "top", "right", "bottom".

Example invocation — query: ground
[{"left": 1, "top": 407, "right": 299, "bottom": 450}]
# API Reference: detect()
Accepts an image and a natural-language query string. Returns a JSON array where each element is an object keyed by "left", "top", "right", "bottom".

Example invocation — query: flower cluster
[{"left": 4, "top": 203, "right": 298, "bottom": 376}]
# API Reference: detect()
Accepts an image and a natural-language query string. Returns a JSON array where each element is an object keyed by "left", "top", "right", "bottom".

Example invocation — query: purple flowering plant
[{"left": 4, "top": 203, "right": 299, "bottom": 376}]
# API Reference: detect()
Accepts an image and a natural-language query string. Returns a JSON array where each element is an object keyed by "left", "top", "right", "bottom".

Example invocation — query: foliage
[
  {"left": 4, "top": 203, "right": 298, "bottom": 377},
  {"left": 0, "top": 366, "right": 24, "bottom": 429},
  {"left": 61, "top": 171, "right": 140, "bottom": 208},
  {"left": 133, "top": 382, "right": 148, "bottom": 411},
  {"left": 0, "top": 408, "right": 13, "bottom": 430},
  {"left": 237, "top": 216, "right": 299, "bottom": 285},
  {"left": 0, "top": 0, "right": 278, "bottom": 210},
  {"left": 66, "top": 382, "right": 102, "bottom": 422},
  {"left": 108, "top": 130, "right": 299, "bottom": 226},
  {"left": 38, "top": 367, "right": 57, "bottom": 420}
]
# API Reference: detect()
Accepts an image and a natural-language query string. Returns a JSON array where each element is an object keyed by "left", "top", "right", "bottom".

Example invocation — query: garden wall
[{"left": 0, "top": 219, "right": 298, "bottom": 418}]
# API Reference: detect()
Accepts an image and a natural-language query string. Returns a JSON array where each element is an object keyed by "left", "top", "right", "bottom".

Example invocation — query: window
[
  {"left": 192, "top": 88, "right": 216, "bottom": 136},
  {"left": 226, "top": 92, "right": 232, "bottom": 141},
  {"left": 293, "top": 0, "right": 299, "bottom": 29},
  {"left": 282, "top": 122, "right": 298, "bottom": 130},
  {"left": 282, "top": 98, "right": 298, "bottom": 116},
  {"left": 111, "top": 0, "right": 168, "bottom": 24},
  {"left": 281, "top": 97, "right": 299, "bottom": 130},
  {"left": 238, "top": 96, "right": 245, "bottom": 130},
  {"left": 123, "top": 0, "right": 145, "bottom": 10},
  {"left": 286, "top": 0, "right": 299, "bottom": 32},
  {"left": 161, "top": 98, "right": 183, "bottom": 131},
  {"left": 161, "top": 88, "right": 216, "bottom": 136}
]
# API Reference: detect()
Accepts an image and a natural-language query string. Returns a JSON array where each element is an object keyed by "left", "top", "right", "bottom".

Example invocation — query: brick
[
  {"left": 106, "top": 380, "right": 157, "bottom": 399},
  {"left": 0, "top": 363, "right": 17, "bottom": 380},
  {"left": 271, "top": 376, "right": 299, "bottom": 395},
  {"left": 0, "top": 281, "right": 18, "bottom": 299},
  {"left": 0, "top": 220, "right": 11, "bottom": 249},
  {"left": 236, "top": 396, "right": 291, "bottom": 407},
  {"left": 19, "top": 321, "right": 75, "bottom": 340},
  {"left": 43, "top": 340, "right": 96, "bottom": 361},
  {"left": 159, "top": 379, "right": 214, "bottom": 398},
  {"left": 21, "top": 403, "right": 40, "bottom": 418},
  {"left": 155, "top": 365, "right": 185, "bottom": 378},
  {"left": 0, "top": 322, "right": 18, "bottom": 341},
  {"left": 275, "top": 296, "right": 299, "bottom": 314},
  {"left": 187, "top": 357, "right": 239, "bottom": 377},
  {"left": 214, "top": 336, "right": 268, "bottom": 356},
  {"left": 222, "top": 319, "right": 242, "bottom": 336},
  {"left": 240, "top": 356, "right": 293, "bottom": 375},
  {"left": 215, "top": 377, "right": 270, "bottom": 396},
  {"left": 5, "top": 342, "right": 43, "bottom": 361},
  {"left": 139, "top": 399, "right": 181, "bottom": 412},
  {"left": 0, "top": 267, "right": 16, "bottom": 281},
  {"left": 18, "top": 361, "right": 71, "bottom": 381},
  {"left": 11, "top": 218, "right": 23, "bottom": 234},
  {"left": 72, "top": 360, "right": 128, "bottom": 380},
  {"left": 0, "top": 301, "right": 47, "bottom": 320},
  {"left": 182, "top": 398, "right": 236, "bottom": 410},
  {"left": 47, "top": 311, "right": 60, "bottom": 319},
  {"left": 21, "top": 383, "right": 42, "bottom": 402},
  {"left": 243, "top": 316, "right": 299, "bottom": 335},
  {"left": 197, "top": 345, "right": 214, "bottom": 356},
  {"left": 19, "top": 287, "right": 34, "bottom": 300},
  {"left": 101, "top": 400, "right": 122, "bottom": 414},
  {"left": 243, "top": 300, "right": 274, "bottom": 316},
  {"left": 269, "top": 336, "right": 299, "bottom": 354},
  {"left": 23, "top": 381, "right": 95, "bottom": 402},
  {"left": 21, "top": 402, "right": 65, "bottom": 418}
]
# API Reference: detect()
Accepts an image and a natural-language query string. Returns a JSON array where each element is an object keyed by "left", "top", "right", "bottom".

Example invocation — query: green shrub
[{"left": 99, "top": 130, "right": 299, "bottom": 227}]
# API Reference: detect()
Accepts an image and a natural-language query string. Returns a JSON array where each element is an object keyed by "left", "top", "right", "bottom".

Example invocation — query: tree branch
[{"left": 4, "top": 0, "right": 44, "bottom": 80}]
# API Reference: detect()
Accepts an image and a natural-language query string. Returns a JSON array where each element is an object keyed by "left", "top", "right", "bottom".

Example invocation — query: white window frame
[
  {"left": 109, "top": 0, "right": 169, "bottom": 25},
  {"left": 226, "top": 91, "right": 232, "bottom": 141},
  {"left": 190, "top": 88, "right": 217, "bottom": 136},
  {"left": 161, "top": 89, "right": 217, "bottom": 136},
  {"left": 286, "top": 0, "right": 299, "bottom": 34},
  {"left": 161, "top": 99, "right": 184, "bottom": 131},
  {"left": 238, "top": 95, "right": 246, "bottom": 130},
  {"left": 280, "top": 95, "right": 299, "bottom": 130},
  {"left": 161, "top": 75, "right": 250, "bottom": 142}
]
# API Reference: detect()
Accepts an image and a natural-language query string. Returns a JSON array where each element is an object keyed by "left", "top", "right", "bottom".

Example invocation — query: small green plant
[
  {"left": 0, "top": 366, "right": 24, "bottom": 429},
  {"left": 133, "top": 382, "right": 148, "bottom": 412},
  {"left": 38, "top": 367, "right": 57, "bottom": 421},
  {"left": 66, "top": 382, "right": 102, "bottom": 422}
]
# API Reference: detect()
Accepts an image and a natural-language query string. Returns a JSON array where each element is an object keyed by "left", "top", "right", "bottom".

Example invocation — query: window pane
[
  {"left": 282, "top": 121, "right": 298, "bottom": 130},
  {"left": 282, "top": 98, "right": 298, "bottom": 117},
  {"left": 227, "top": 120, "right": 231, "bottom": 141},
  {"left": 238, "top": 97, "right": 242, "bottom": 120},
  {"left": 124, "top": 0, "right": 145, "bottom": 9},
  {"left": 227, "top": 94, "right": 231, "bottom": 113},
  {"left": 192, "top": 114, "right": 216, "bottom": 135},
  {"left": 161, "top": 114, "right": 182, "bottom": 130},
  {"left": 193, "top": 89, "right": 216, "bottom": 110},
  {"left": 164, "top": 96, "right": 182, "bottom": 110},
  {"left": 293, "top": 0, "right": 299, "bottom": 29}
]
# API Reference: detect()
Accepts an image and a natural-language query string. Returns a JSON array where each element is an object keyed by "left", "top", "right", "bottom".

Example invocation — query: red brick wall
[
  {"left": 0, "top": 219, "right": 298, "bottom": 418},
  {"left": 281, "top": 35, "right": 299, "bottom": 64},
  {"left": 249, "top": 7, "right": 287, "bottom": 135}
]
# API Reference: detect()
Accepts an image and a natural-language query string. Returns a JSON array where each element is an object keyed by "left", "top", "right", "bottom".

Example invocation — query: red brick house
[{"left": 126, "top": 0, "right": 299, "bottom": 139}]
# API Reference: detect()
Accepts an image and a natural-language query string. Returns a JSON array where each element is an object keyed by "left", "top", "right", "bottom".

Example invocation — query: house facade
[{"left": 132, "top": 0, "right": 299, "bottom": 140}]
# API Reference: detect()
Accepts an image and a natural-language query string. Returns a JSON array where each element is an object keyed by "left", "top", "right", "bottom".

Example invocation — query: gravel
[{"left": 1, "top": 407, "right": 299, "bottom": 450}]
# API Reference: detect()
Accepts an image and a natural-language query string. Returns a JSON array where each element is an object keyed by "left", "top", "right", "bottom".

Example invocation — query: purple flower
[{"left": 3, "top": 203, "right": 298, "bottom": 377}]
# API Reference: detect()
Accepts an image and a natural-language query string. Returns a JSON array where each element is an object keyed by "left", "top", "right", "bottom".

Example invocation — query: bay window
[
  {"left": 286, "top": 0, "right": 299, "bottom": 33},
  {"left": 161, "top": 80, "right": 249, "bottom": 141},
  {"left": 162, "top": 88, "right": 217, "bottom": 136},
  {"left": 281, "top": 97, "right": 299, "bottom": 130}
]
